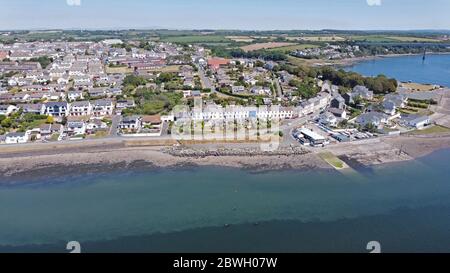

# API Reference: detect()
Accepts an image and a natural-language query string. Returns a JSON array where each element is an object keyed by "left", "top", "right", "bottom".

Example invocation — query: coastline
[
  {"left": 0, "top": 144, "right": 331, "bottom": 183},
  {"left": 2, "top": 133, "right": 450, "bottom": 183},
  {"left": 327, "top": 52, "right": 450, "bottom": 67}
]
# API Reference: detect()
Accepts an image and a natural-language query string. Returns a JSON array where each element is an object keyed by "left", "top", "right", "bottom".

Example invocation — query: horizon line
[{"left": 1, "top": 28, "right": 450, "bottom": 33}]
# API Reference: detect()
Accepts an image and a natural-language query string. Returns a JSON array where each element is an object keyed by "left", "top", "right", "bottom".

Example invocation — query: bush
[{"left": 123, "top": 75, "right": 147, "bottom": 87}]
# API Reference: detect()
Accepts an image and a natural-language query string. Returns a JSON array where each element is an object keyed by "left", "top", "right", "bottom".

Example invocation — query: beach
[{"left": 2, "top": 132, "right": 450, "bottom": 182}]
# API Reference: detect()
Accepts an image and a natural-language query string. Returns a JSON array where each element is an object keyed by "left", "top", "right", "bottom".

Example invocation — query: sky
[{"left": 0, "top": 0, "right": 449, "bottom": 31}]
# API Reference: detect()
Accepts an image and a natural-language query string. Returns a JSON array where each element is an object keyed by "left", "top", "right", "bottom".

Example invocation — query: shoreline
[
  {"left": 2, "top": 133, "right": 450, "bottom": 183},
  {"left": 326, "top": 52, "right": 450, "bottom": 67}
]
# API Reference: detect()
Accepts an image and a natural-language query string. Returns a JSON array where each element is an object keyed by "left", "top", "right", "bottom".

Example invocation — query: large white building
[
  {"left": 5, "top": 132, "right": 29, "bottom": 144},
  {"left": 188, "top": 104, "right": 299, "bottom": 122},
  {"left": 70, "top": 101, "right": 92, "bottom": 116}
]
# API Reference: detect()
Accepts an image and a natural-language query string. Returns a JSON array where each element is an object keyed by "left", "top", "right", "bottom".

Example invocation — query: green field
[
  {"left": 319, "top": 152, "right": 348, "bottom": 170},
  {"left": 349, "top": 35, "right": 441, "bottom": 43},
  {"left": 268, "top": 44, "right": 319, "bottom": 53},
  {"left": 409, "top": 125, "right": 450, "bottom": 135},
  {"left": 160, "top": 35, "right": 230, "bottom": 43}
]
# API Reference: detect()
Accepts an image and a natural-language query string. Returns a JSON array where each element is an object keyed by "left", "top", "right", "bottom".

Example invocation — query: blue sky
[{"left": 0, "top": 0, "right": 449, "bottom": 30}]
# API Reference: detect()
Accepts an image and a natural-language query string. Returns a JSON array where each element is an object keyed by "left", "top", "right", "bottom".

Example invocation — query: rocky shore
[
  {"left": 1, "top": 133, "right": 450, "bottom": 184},
  {"left": 162, "top": 145, "right": 310, "bottom": 158}
]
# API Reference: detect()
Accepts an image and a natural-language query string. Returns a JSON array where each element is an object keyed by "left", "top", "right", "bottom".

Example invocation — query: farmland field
[
  {"left": 226, "top": 36, "right": 255, "bottom": 42},
  {"left": 240, "top": 42, "right": 296, "bottom": 52},
  {"left": 160, "top": 35, "right": 229, "bottom": 43},
  {"left": 286, "top": 36, "right": 346, "bottom": 42},
  {"left": 268, "top": 44, "right": 319, "bottom": 53},
  {"left": 147, "top": 65, "right": 182, "bottom": 73},
  {"left": 386, "top": 36, "right": 442, "bottom": 42},
  {"left": 349, "top": 35, "right": 441, "bottom": 43}
]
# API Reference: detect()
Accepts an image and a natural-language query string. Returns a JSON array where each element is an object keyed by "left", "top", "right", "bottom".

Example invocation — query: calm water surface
[
  {"left": 346, "top": 54, "right": 450, "bottom": 87},
  {"left": 1, "top": 149, "right": 450, "bottom": 252}
]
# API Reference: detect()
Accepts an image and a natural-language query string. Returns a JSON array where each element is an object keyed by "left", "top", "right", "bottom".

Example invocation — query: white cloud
[
  {"left": 367, "top": 0, "right": 382, "bottom": 6},
  {"left": 66, "top": 0, "right": 81, "bottom": 6}
]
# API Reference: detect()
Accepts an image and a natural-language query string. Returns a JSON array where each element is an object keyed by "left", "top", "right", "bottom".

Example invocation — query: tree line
[{"left": 277, "top": 64, "right": 398, "bottom": 94}]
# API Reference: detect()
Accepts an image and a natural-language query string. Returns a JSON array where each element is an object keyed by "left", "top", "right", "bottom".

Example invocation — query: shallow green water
[{"left": 1, "top": 149, "right": 450, "bottom": 252}]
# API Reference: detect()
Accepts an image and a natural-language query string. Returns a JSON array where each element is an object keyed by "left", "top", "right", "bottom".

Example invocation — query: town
[{"left": 0, "top": 37, "right": 449, "bottom": 150}]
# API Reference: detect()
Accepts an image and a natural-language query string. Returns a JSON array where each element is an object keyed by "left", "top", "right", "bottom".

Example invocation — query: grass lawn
[
  {"left": 25, "top": 119, "right": 47, "bottom": 130},
  {"left": 287, "top": 56, "right": 308, "bottom": 66},
  {"left": 50, "top": 133, "right": 60, "bottom": 141},
  {"left": 408, "top": 125, "right": 450, "bottom": 135},
  {"left": 319, "top": 152, "right": 348, "bottom": 170},
  {"left": 105, "top": 66, "right": 134, "bottom": 74},
  {"left": 400, "top": 109, "right": 419, "bottom": 115},
  {"left": 400, "top": 82, "right": 438, "bottom": 91},
  {"left": 146, "top": 65, "right": 182, "bottom": 73},
  {"left": 87, "top": 131, "right": 109, "bottom": 139}
]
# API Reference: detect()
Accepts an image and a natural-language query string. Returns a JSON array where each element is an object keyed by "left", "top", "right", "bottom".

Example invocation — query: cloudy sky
[{"left": 0, "top": 0, "right": 449, "bottom": 30}]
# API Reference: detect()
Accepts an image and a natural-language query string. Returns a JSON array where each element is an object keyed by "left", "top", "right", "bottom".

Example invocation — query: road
[
  {"left": 273, "top": 77, "right": 283, "bottom": 98},
  {"left": 197, "top": 65, "right": 216, "bottom": 93},
  {"left": 109, "top": 114, "right": 122, "bottom": 137}
]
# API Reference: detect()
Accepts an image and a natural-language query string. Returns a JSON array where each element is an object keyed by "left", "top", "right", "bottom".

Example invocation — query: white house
[
  {"left": 44, "top": 102, "right": 69, "bottom": 117},
  {"left": 86, "top": 119, "right": 108, "bottom": 133},
  {"left": 73, "top": 75, "right": 91, "bottom": 85},
  {"left": 92, "top": 99, "right": 114, "bottom": 117},
  {"left": 408, "top": 116, "right": 431, "bottom": 129},
  {"left": 0, "top": 104, "right": 18, "bottom": 116},
  {"left": 17, "top": 103, "right": 45, "bottom": 115},
  {"left": 250, "top": 86, "right": 272, "bottom": 96},
  {"left": 5, "top": 132, "right": 29, "bottom": 144},
  {"left": 49, "top": 68, "right": 67, "bottom": 79},
  {"left": 66, "top": 121, "right": 87, "bottom": 136},
  {"left": 57, "top": 76, "right": 70, "bottom": 85},
  {"left": 319, "top": 112, "right": 338, "bottom": 127},
  {"left": 119, "top": 116, "right": 142, "bottom": 132},
  {"left": 356, "top": 112, "right": 388, "bottom": 129},
  {"left": 68, "top": 91, "right": 84, "bottom": 102},
  {"left": 70, "top": 101, "right": 92, "bottom": 116}
]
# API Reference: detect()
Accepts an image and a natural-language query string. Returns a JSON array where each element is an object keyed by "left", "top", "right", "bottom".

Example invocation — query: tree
[
  {"left": 1, "top": 118, "right": 12, "bottom": 128},
  {"left": 364, "top": 123, "right": 377, "bottom": 133},
  {"left": 46, "top": 116, "right": 54, "bottom": 124},
  {"left": 123, "top": 75, "right": 147, "bottom": 87},
  {"left": 29, "top": 56, "right": 53, "bottom": 69},
  {"left": 156, "top": 72, "right": 175, "bottom": 83}
]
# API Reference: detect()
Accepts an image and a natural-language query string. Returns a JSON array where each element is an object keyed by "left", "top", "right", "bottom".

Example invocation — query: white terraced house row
[
  {"left": 70, "top": 101, "right": 92, "bottom": 116},
  {"left": 92, "top": 100, "right": 114, "bottom": 117},
  {"left": 190, "top": 105, "right": 299, "bottom": 122}
]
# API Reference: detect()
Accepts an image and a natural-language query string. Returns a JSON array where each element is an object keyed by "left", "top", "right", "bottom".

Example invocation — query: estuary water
[
  {"left": 345, "top": 53, "right": 450, "bottom": 87},
  {"left": 1, "top": 149, "right": 450, "bottom": 253}
]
